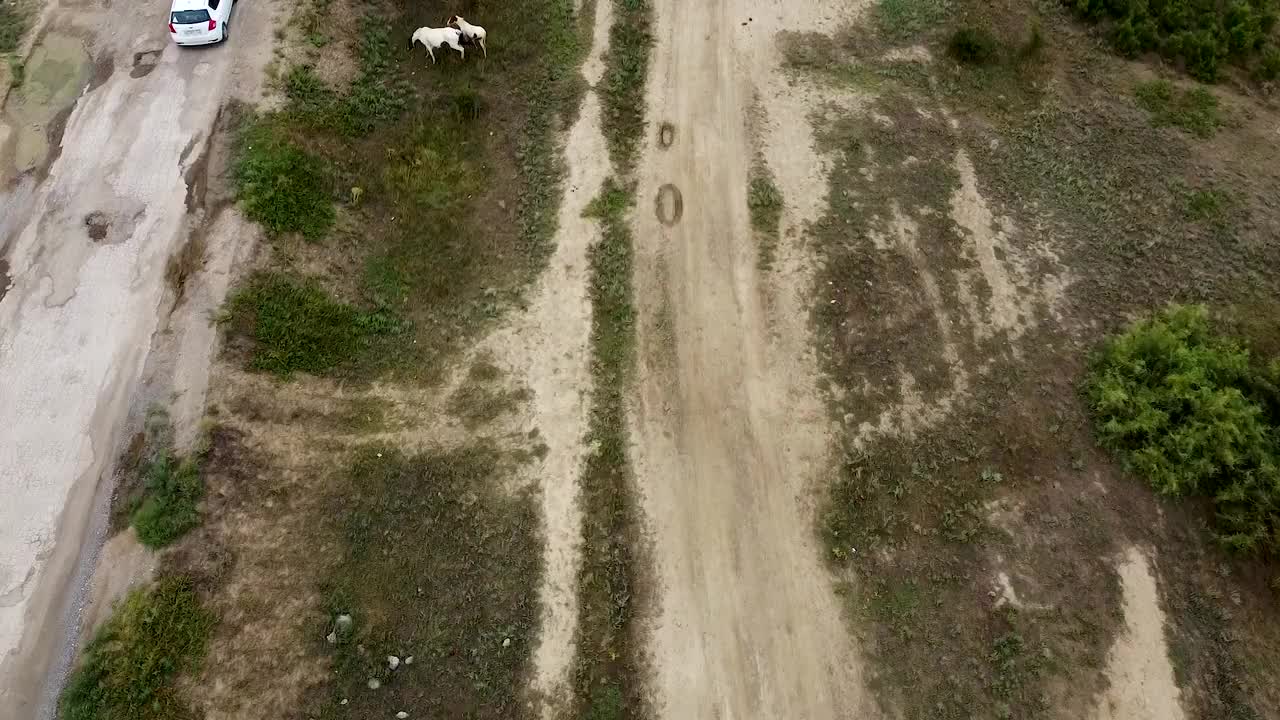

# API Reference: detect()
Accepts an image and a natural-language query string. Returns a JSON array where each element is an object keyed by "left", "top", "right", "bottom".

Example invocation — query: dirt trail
[
  {"left": 629, "top": 0, "right": 873, "bottom": 717},
  {"left": 0, "top": 0, "right": 276, "bottom": 715},
  {"left": 1094, "top": 547, "right": 1186, "bottom": 720}
]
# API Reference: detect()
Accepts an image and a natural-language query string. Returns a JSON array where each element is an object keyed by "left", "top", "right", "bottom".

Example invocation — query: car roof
[{"left": 170, "top": 0, "right": 209, "bottom": 11}]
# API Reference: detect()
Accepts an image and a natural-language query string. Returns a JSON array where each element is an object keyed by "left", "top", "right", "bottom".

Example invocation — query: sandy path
[
  {"left": 629, "top": 0, "right": 873, "bottom": 717},
  {"left": 0, "top": 0, "right": 274, "bottom": 715}
]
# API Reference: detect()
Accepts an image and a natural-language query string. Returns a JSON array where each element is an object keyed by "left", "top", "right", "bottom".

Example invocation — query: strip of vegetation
[
  {"left": 572, "top": 180, "right": 646, "bottom": 720},
  {"left": 60, "top": 576, "right": 216, "bottom": 720},
  {"left": 221, "top": 271, "right": 397, "bottom": 378},
  {"left": 600, "top": 0, "right": 654, "bottom": 172},
  {"left": 1086, "top": 304, "right": 1280, "bottom": 552},
  {"left": 1134, "top": 79, "right": 1223, "bottom": 137},
  {"left": 309, "top": 444, "right": 541, "bottom": 719},
  {"left": 1066, "top": 0, "right": 1280, "bottom": 82},
  {"left": 0, "top": 0, "right": 27, "bottom": 55},
  {"left": 747, "top": 159, "right": 783, "bottom": 270},
  {"left": 447, "top": 358, "right": 532, "bottom": 429},
  {"left": 874, "top": 0, "right": 954, "bottom": 40}
]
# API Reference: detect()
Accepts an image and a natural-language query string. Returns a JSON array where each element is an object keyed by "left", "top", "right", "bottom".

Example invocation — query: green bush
[
  {"left": 1085, "top": 305, "right": 1280, "bottom": 553},
  {"left": 1134, "top": 79, "right": 1223, "bottom": 137},
  {"left": 132, "top": 449, "right": 204, "bottom": 548},
  {"left": 1065, "top": 0, "right": 1280, "bottom": 82},
  {"left": 222, "top": 272, "right": 397, "bottom": 377},
  {"left": 948, "top": 27, "right": 1000, "bottom": 64},
  {"left": 60, "top": 577, "right": 215, "bottom": 720},
  {"left": 1257, "top": 44, "right": 1280, "bottom": 79},
  {"left": 231, "top": 121, "right": 334, "bottom": 240}
]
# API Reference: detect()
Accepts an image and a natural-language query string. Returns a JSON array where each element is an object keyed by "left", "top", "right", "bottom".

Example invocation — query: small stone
[
  {"left": 335, "top": 614, "right": 353, "bottom": 633},
  {"left": 368, "top": 678, "right": 381, "bottom": 690},
  {"left": 388, "top": 655, "right": 400, "bottom": 670},
  {"left": 340, "top": 699, "right": 348, "bottom": 706},
  {"left": 498, "top": 200, "right": 506, "bottom": 209},
  {"left": 404, "top": 656, "right": 414, "bottom": 665},
  {"left": 397, "top": 713, "right": 409, "bottom": 719},
  {"left": 326, "top": 631, "right": 337, "bottom": 644},
  {"left": 502, "top": 638, "right": 511, "bottom": 648}
]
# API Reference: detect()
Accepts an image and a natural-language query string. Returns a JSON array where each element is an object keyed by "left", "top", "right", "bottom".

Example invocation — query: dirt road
[
  {"left": 630, "top": 0, "right": 874, "bottom": 717},
  {"left": 0, "top": 0, "right": 272, "bottom": 715}
]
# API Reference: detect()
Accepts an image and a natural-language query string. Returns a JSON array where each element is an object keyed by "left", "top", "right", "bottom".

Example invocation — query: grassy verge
[
  {"left": 308, "top": 444, "right": 542, "bottom": 719},
  {"left": 447, "top": 358, "right": 533, "bottom": 429},
  {"left": 111, "top": 409, "right": 207, "bottom": 549},
  {"left": 60, "top": 576, "right": 215, "bottom": 720},
  {"left": 0, "top": 0, "right": 28, "bottom": 55},
  {"left": 572, "top": 180, "right": 646, "bottom": 720},
  {"left": 600, "top": 0, "right": 654, "bottom": 172},
  {"left": 747, "top": 158, "right": 783, "bottom": 270}
]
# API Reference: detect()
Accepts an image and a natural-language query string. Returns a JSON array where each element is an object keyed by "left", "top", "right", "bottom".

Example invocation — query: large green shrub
[
  {"left": 1066, "top": 0, "right": 1280, "bottom": 82},
  {"left": 1086, "top": 305, "right": 1280, "bottom": 553}
]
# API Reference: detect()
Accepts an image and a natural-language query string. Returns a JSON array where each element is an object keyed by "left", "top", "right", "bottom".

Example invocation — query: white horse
[
  {"left": 409, "top": 26, "right": 465, "bottom": 64},
  {"left": 448, "top": 15, "right": 487, "bottom": 57}
]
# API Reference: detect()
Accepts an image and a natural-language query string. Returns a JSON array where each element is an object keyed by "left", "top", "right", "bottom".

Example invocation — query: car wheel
[{"left": 222, "top": 23, "right": 230, "bottom": 41}]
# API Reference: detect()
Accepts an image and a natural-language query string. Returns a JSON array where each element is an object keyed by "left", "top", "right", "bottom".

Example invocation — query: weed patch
[
  {"left": 60, "top": 576, "right": 215, "bottom": 720},
  {"left": 1085, "top": 304, "right": 1280, "bottom": 553},
  {"left": 601, "top": 0, "right": 654, "bottom": 171},
  {"left": 875, "top": 0, "right": 954, "bottom": 41},
  {"left": 231, "top": 119, "right": 335, "bottom": 240},
  {"left": 112, "top": 409, "right": 207, "bottom": 548},
  {"left": 747, "top": 160, "right": 783, "bottom": 270},
  {"left": 0, "top": 0, "right": 26, "bottom": 55},
  {"left": 221, "top": 272, "right": 397, "bottom": 378},
  {"left": 1135, "top": 80, "right": 1223, "bottom": 137},
  {"left": 949, "top": 27, "right": 1000, "bottom": 65},
  {"left": 574, "top": 179, "right": 647, "bottom": 720},
  {"left": 310, "top": 444, "right": 541, "bottom": 719},
  {"left": 447, "top": 361, "right": 532, "bottom": 429}
]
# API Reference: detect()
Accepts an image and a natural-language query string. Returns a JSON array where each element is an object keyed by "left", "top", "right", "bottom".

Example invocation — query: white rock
[
  {"left": 502, "top": 638, "right": 511, "bottom": 648},
  {"left": 397, "top": 713, "right": 409, "bottom": 719},
  {"left": 404, "top": 655, "right": 414, "bottom": 665},
  {"left": 336, "top": 614, "right": 354, "bottom": 632},
  {"left": 368, "top": 678, "right": 381, "bottom": 690},
  {"left": 388, "top": 655, "right": 400, "bottom": 670},
  {"left": 326, "top": 631, "right": 337, "bottom": 644},
  {"left": 340, "top": 699, "right": 348, "bottom": 705}
]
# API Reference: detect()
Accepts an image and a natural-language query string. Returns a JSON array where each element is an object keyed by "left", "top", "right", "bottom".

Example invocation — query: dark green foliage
[
  {"left": 1134, "top": 79, "right": 1223, "bottom": 137},
  {"left": 60, "top": 577, "right": 215, "bottom": 720},
  {"left": 231, "top": 120, "right": 334, "bottom": 240},
  {"left": 601, "top": 0, "right": 654, "bottom": 171},
  {"left": 1257, "top": 43, "right": 1280, "bottom": 78},
  {"left": 1085, "top": 305, "right": 1280, "bottom": 553},
  {"left": 132, "top": 450, "right": 204, "bottom": 548},
  {"left": 222, "top": 272, "right": 397, "bottom": 377},
  {"left": 0, "top": 1, "right": 26, "bottom": 54},
  {"left": 948, "top": 27, "right": 1000, "bottom": 64},
  {"left": 1065, "top": 0, "right": 1280, "bottom": 82}
]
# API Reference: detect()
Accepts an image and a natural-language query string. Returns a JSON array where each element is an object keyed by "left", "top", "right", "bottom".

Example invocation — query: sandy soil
[
  {"left": 1094, "top": 547, "right": 1186, "bottom": 720},
  {"left": 479, "top": 0, "right": 616, "bottom": 713},
  {"left": 628, "top": 0, "right": 875, "bottom": 717},
  {"left": 0, "top": 0, "right": 276, "bottom": 714}
]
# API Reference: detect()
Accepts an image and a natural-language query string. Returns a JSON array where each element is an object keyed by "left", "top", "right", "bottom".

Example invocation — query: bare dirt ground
[
  {"left": 628, "top": 0, "right": 877, "bottom": 717},
  {"left": 0, "top": 0, "right": 276, "bottom": 713}
]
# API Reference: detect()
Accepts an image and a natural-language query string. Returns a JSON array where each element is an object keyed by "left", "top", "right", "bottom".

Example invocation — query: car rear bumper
[{"left": 171, "top": 29, "right": 223, "bottom": 45}]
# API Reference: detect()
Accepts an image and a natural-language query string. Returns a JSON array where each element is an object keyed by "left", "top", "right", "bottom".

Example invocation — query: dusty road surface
[
  {"left": 630, "top": 0, "right": 874, "bottom": 717},
  {"left": 0, "top": 0, "right": 272, "bottom": 715}
]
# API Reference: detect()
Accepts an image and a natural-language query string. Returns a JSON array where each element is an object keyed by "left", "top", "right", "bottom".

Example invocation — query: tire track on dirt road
[{"left": 629, "top": 0, "right": 875, "bottom": 717}]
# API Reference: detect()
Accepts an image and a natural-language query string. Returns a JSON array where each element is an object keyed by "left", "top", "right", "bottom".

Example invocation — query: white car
[{"left": 168, "top": 0, "right": 233, "bottom": 46}]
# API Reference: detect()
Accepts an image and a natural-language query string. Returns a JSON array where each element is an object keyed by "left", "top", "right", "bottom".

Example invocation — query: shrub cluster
[
  {"left": 1067, "top": 0, "right": 1280, "bottom": 82},
  {"left": 1086, "top": 305, "right": 1280, "bottom": 553}
]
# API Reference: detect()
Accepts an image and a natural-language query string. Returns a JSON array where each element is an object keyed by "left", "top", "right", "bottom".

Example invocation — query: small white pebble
[
  {"left": 368, "top": 678, "right": 381, "bottom": 690},
  {"left": 397, "top": 713, "right": 409, "bottom": 719},
  {"left": 502, "top": 638, "right": 511, "bottom": 648},
  {"left": 404, "top": 655, "right": 414, "bottom": 665},
  {"left": 340, "top": 699, "right": 348, "bottom": 705},
  {"left": 388, "top": 655, "right": 400, "bottom": 670},
  {"left": 377, "top": 452, "right": 383, "bottom": 458}
]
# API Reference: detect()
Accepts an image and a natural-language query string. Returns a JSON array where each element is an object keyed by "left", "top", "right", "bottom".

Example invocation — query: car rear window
[{"left": 172, "top": 9, "right": 210, "bottom": 23}]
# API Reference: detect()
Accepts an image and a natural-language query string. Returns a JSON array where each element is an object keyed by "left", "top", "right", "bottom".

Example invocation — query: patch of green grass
[
  {"left": 60, "top": 576, "right": 216, "bottom": 720},
  {"left": 874, "top": 0, "right": 953, "bottom": 40},
  {"left": 309, "top": 443, "right": 541, "bottom": 719},
  {"left": 232, "top": 119, "right": 335, "bottom": 240},
  {"left": 1184, "top": 186, "right": 1236, "bottom": 222},
  {"left": 0, "top": 0, "right": 27, "bottom": 55},
  {"left": 747, "top": 161, "right": 783, "bottom": 270},
  {"left": 133, "top": 449, "right": 205, "bottom": 548},
  {"left": 222, "top": 272, "right": 397, "bottom": 377},
  {"left": 600, "top": 0, "right": 654, "bottom": 171},
  {"left": 574, "top": 178, "right": 647, "bottom": 720},
  {"left": 1085, "top": 304, "right": 1280, "bottom": 553},
  {"left": 1068, "top": 0, "right": 1279, "bottom": 82},
  {"left": 1135, "top": 80, "right": 1224, "bottom": 138},
  {"left": 948, "top": 27, "right": 1000, "bottom": 65}
]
